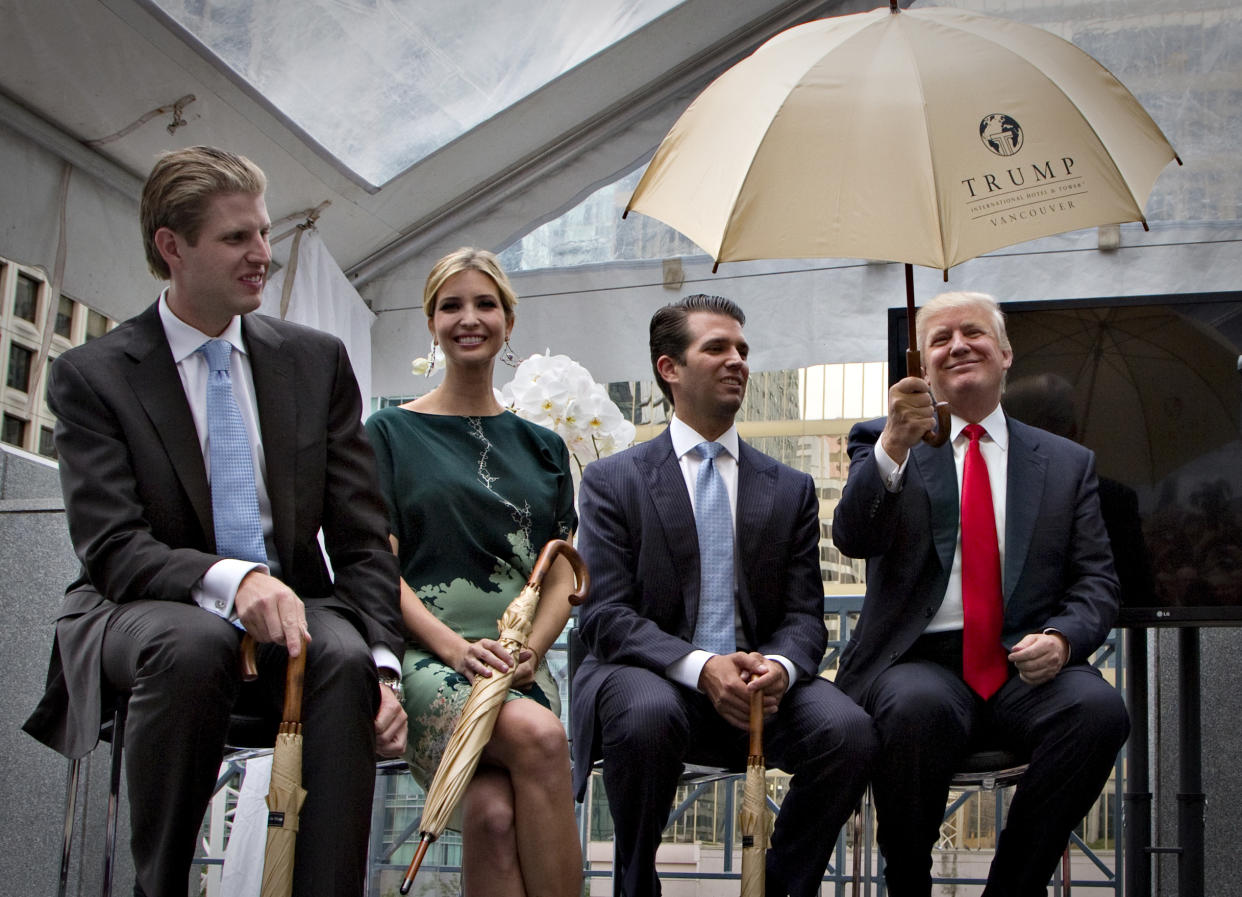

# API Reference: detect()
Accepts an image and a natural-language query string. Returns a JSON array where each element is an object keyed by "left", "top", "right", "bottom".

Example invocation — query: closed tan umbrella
[
  {"left": 399, "top": 539, "right": 590, "bottom": 894},
  {"left": 239, "top": 634, "right": 307, "bottom": 897},
  {"left": 739, "top": 691, "right": 772, "bottom": 897},
  {"left": 625, "top": 0, "right": 1180, "bottom": 444}
]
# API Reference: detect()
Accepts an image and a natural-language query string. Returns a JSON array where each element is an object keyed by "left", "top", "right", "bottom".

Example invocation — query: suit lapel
[
  {"left": 125, "top": 305, "right": 213, "bottom": 540},
  {"left": 636, "top": 431, "right": 701, "bottom": 624},
  {"left": 913, "top": 440, "right": 959, "bottom": 575},
  {"left": 735, "top": 441, "right": 776, "bottom": 638},
  {"left": 243, "top": 315, "right": 297, "bottom": 572},
  {"left": 1003, "top": 419, "right": 1047, "bottom": 602}
]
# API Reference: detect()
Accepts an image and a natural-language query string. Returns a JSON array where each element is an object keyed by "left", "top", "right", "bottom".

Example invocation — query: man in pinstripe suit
[{"left": 571, "top": 295, "right": 875, "bottom": 897}]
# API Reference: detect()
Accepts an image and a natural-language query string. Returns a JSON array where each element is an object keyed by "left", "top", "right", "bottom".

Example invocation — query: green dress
[{"left": 365, "top": 407, "right": 576, "bottom": 787}]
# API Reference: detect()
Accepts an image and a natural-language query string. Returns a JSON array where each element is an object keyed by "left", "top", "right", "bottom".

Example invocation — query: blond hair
[
  {"left": 140, "top": 146, "right": 266, "bottom": 280},
  {"left": 915, "top": 290, "right": 1011, "bottom": 356},
  {"left": 422, "top": 248, "right": 517, "bottom": 320}
]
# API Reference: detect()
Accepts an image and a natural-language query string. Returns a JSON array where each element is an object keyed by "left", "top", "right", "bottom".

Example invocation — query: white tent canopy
[{"left": 2, "top": 0, "right": 1239, "bottom": 399}]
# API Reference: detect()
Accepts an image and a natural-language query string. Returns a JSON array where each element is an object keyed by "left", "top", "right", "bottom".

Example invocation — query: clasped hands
[
  {"left": 699, "top": 651, "right": 788, "bottom": 730},
  {"left": 235, "top": 570, "right": 408, "bottom": 757}
]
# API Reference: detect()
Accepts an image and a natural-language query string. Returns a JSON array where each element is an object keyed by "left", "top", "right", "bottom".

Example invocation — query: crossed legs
[{"left": 459, "top": 697, "right": 582, "bottom": 897}]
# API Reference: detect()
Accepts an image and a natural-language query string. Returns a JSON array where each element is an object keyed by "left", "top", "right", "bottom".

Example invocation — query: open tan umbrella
[
  {"left": 625, "top": 0, "right": 1180, "bottom": 443},
  {"left": 399, "top": 538, "right": 590, "bottom": 894},
  {"left": 239, "top": 633, "right": 307, "bottom": 897},
  {"left": 739, "top": 691, "right": 772, "bottom": 897}
]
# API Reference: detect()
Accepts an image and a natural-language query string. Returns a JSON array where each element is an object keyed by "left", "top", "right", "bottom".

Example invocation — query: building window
[
  {"left": 55, "top": 295, "right": 75, "bottom": 338},
  {"left": 6, "top": 343, "right": 34, "bottom": 392},
  {"left": 85, "top": 309, "right": 109, "bottom": 341},
  {"left": 38, "top": 425, "right": 57, "bottom": 459},
  {"left": 1, "top": 413, "right": 27, "bottom": 447},
  {"left": 14, "top": 272, "right": 40, "bottom": 323}
]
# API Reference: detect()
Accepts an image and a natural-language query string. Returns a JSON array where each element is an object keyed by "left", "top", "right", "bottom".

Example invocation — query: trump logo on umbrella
[{"left": 980, "top": 114, "right": 1024, "bottom": 156}]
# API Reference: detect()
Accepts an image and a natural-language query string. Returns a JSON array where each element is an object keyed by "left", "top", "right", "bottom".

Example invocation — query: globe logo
[{"left": 980, "top": 114, "right": 1023, "bottom": 156}]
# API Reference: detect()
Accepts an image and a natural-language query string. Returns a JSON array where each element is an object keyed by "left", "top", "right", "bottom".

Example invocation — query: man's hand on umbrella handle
[
  {"left": 699, "top": 652, "right": 762, "bottom": 730},
  {"left": 375, "top": 683, "right": 408, "bottom": 758},
  {"left": 454, "top": 637, "right": 514, "bottom": 684},
  {"left": 741, "top": 653, "right": 788, "bottom": 717},
  {"left": 234, "top": 571, "right": 312, "bottom": 658},
  {"left": 881, "top": 376, "right": 937, "bottom": 464}
]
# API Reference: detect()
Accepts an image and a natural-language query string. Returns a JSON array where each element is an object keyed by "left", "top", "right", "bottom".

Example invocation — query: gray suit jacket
[
  {"left": 570, "top": 428, "right": 826, "bottom": 799},
  {"left": 831, "top": 415, "right": 1118, "bottom": 703},
  {"left": 23, "top": 302, "right": 401, "bottom": 758}
]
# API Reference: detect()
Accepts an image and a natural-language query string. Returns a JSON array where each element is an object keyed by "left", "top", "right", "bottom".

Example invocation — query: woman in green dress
[{"left": 365, "top": 248, "right": 582, "bottom": 897}]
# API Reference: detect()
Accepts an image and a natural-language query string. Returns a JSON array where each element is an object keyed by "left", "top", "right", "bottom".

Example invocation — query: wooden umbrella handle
[
  {"left": 238, "top": 633, "right": 308, "bottom": 725},
  {"left": 527, "top": 539, "right": 591, "bottom": 606},
  {"left": 748, "top": 691, "right": 764, "bottom": 759},
  {"left": 906, "top": 348, "right": 951, "bottom": 448},
  {"left": 282, "top": 643, "right": 307, "bottom": 725}
]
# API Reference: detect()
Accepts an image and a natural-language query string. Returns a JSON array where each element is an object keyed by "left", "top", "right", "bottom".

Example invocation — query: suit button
[
  {"left": 889, "top": 652, "right": 899, "bottom": 662},
  {"left": 925, "top": 607, "right": 935, "bottom": 617}
]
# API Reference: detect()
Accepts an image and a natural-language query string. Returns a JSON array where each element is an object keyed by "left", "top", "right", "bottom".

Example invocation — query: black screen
[{"left": 888, "top": 291, "right": 1242, "bottom": 625}]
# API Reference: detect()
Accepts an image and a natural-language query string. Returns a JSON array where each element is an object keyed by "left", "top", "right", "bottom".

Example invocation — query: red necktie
[{"left": 960, "top": 423, "right": 1009, "bottom": 699}]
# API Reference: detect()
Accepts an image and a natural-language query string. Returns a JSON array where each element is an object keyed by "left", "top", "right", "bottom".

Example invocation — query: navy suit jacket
[
  {"left": 831, "top": 415, "right": 1119, "bottom": 704},
  {"left": 570, "top": 428, "right": 827, "bottom": 799},
  {"left": 23, "top": 302, "right": 402, "bottom": 758}
]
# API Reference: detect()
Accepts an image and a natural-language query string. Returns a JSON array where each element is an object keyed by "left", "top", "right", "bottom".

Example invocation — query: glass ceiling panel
[{"left": 152, "top": 0, "right": 685, "bottom": 186}]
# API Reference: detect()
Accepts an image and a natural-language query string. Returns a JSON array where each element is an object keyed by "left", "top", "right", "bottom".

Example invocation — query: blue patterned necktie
[
  {"left": 199, "top": 339, "right": 267, "bottom": 565},
  {"left": 692, "top": 441, "right": 735, "bottom": 655}
]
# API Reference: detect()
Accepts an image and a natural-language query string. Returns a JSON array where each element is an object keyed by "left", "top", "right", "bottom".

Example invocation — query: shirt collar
[
  {"left": 158, "top": 290, "right": 247, "bottom": 364},
  {"left": 950, "top": 403, "right": 1009, "bottom": 451},
  {"left": 670, "top": 414, "right": 740, "bottom": 462}
]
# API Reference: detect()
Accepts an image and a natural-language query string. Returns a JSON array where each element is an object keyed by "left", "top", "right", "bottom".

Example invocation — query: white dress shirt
[
  {"left": 664, "top": 415, "right": 798, "bottom": 692},
  {"left": 873, "top": 404, "right": 1009, "bottom": 633}
]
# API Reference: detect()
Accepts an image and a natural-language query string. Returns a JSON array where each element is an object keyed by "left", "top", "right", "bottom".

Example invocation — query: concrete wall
[{"left": 0, "top": 445, "right": 136, "bottom": 897}]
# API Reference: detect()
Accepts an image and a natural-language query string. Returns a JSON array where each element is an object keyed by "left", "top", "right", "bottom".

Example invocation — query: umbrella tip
[{"left": 622, "top": 208, "right": 630, "bottom": 219}]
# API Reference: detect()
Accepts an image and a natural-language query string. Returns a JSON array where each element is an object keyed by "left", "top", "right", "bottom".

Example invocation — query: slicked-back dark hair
[{"left": 649, "top": 294, "right": 746, "bottom": 407}]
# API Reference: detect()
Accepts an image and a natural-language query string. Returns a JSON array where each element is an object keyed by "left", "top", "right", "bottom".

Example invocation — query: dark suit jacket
[
  {"left": 831, "top": 415, "right": 1119, "bottom": 704},
  {"left": 23, "top": 302, "right": 402, "bottom": 758},
  {"left": 570, "top": 428, "right": 827, "bottom": 799}
]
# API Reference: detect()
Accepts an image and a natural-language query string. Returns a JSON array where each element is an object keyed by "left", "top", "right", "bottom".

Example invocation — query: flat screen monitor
[{"left": 888, "top": 291, "right": 1242, "bottom": 626}]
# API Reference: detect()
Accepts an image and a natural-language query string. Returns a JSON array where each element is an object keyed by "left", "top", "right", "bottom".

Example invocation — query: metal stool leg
[
  {"left": 59, "top": 757, "right": 82, "bottom": 897},
  {"left": 101, "top": 705, "right": 126, "bottom": 897}
]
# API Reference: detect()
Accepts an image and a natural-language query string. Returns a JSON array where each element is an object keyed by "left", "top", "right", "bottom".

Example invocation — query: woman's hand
[
  {"left": 510, "top": 647, "right": 539, "bottom": 690},
  {"left": 452, "top": 637, "right": 516, "bottom": 684}
]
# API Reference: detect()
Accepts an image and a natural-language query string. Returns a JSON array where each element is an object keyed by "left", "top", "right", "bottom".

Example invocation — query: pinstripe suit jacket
[{"left": 570, "top": 428, "right": 827, "bottom": 799}]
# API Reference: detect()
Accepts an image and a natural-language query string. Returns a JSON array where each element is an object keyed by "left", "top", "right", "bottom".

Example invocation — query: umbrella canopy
[
  {"left": 400, "top": 539, "right": 590, "bottom": 894},
  {"left": 1003, "top": 305, "right": 1242, "bottom": 486},
  {"left": 238, "top": 634, "right": 307, "bottom": 897},
  {"left": 739, "top": 692, "right": 771, "bottom": 897},
  {"left": 626, "top": 2, "right": 1180, "bottom": 273}
]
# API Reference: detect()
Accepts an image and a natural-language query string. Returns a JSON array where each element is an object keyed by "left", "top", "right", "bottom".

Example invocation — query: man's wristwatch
[{"left": 378, "top": 672, "right": 404, "bottom": 703}]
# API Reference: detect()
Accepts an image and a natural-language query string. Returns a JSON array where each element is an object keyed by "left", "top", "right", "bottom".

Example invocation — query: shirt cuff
[
  {"left": 874, "top": 441, "right": 908, "bottom": 492},
  {"left": 194, "top": 559, "right": 268, "bottom": 621},
  {"left": 373, "top": 646, "right": 402, "bottom": 677},
  {"left": 667, "top": 649, "right": 713, "bottom": 691},
  {"left": 766, "top": 654, "right": 799, "bottom": 694}
]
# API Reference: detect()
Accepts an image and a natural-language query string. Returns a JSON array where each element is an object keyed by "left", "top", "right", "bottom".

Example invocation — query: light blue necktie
[
  {"left": 199, "top": 339, "right": 267, "bottom": 565},
  {"left": 692, "top": 441, "right": 735, "bottom": 655}
]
